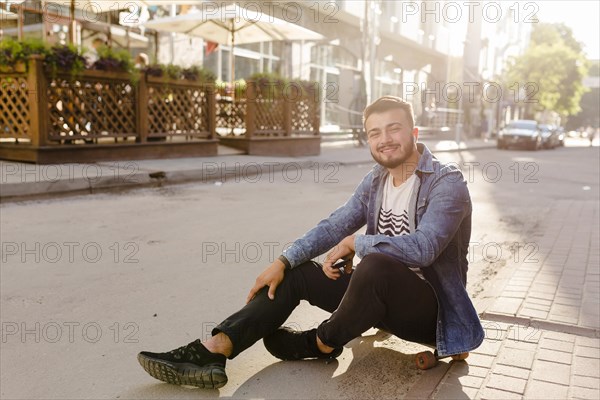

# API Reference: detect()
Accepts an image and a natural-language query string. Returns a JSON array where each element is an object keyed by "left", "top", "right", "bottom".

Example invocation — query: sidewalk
[
  {"left": 0, "top": 138, "right": 495, "bottom": 199},
  {"left": 425, "top": 199, "right": 600, "bottom": 399}
]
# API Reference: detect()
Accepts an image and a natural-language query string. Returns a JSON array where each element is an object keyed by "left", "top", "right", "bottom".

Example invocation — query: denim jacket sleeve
[
  {"left": 354, "top": 169, "right": 471, "bottom": 267},
  {"left": 282, "top": 172, "right": 371, "bottom": 268}
]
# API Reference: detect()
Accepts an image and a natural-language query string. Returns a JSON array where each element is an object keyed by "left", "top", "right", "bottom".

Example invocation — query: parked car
[
  {"left": 497, "top": 120, "right": 542, "bottom": 150},
  {"left": 556, "top": 127, "right": 565, "bottom": 146},
  {"left": 538, "top": 124, "right": 560, "bottom": 149}
]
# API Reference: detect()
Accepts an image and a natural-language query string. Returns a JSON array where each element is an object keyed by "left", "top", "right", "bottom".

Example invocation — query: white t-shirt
[{"left": 377, "top": 173, "right": 424, "bottom": 279}]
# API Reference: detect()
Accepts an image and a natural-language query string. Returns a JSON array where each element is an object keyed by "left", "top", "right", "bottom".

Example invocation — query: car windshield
[{"left": 507, "top": 122, "right": 537, "bottom": 130}]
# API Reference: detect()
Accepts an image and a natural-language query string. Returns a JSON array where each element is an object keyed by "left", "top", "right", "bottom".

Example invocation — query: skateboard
[{"left": 415, "top": 348, "right": 469, "bottom": 370}]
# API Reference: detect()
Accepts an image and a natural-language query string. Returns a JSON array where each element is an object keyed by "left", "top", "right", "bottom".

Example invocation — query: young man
[{"left": 137, "top": 96, "right": 484, "bottom": 389}]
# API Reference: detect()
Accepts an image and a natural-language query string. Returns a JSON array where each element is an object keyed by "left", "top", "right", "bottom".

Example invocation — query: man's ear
[{"left": 413, "top": 127, "right": 419, "bottom": 142}]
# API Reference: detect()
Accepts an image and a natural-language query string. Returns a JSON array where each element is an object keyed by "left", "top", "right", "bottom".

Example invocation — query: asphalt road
[{"left": 1, "top": 140, "right": 598, "bottom": 399}]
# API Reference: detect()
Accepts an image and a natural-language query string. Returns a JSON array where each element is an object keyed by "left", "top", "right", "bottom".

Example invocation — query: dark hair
[{"left": 363, "top": 96, "right": 415, "bottom": 129}]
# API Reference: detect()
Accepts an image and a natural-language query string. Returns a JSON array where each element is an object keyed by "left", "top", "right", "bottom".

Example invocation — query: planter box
[
  {"left": 218, "top": 136, "right": 321, "bottom": 156},
  {"left": 0, "top": 56, "right": 218, "bottom": 163},
  {"left": 0, "top": 57, "right": 321, "bottom": 163}
]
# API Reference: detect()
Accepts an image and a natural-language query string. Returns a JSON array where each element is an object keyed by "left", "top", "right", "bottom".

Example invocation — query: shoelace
[{"left": 168, "top": 341, "right": 199, "bottom": 361}]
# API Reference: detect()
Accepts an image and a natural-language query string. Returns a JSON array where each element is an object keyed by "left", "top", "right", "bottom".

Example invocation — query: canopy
[{"left": 144, "top": 3, "right": 323, "bottom": 84}]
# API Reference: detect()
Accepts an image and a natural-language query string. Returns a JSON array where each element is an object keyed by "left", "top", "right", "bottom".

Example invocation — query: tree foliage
[{"left": 503, "top": 23, "right": 588, "bottom": 118}]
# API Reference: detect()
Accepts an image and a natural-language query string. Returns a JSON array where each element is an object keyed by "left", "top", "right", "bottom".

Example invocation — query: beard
[{"left": 370, "top": 143, "right": 415, "bottom": 169}]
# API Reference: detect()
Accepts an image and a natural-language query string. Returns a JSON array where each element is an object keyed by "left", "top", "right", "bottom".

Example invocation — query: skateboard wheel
[
  {"left": 451, "top": 352, "right": 469, "bottom": 361},
  {"left": 415, "top": 351, "right": 437, "bottom": 370}
]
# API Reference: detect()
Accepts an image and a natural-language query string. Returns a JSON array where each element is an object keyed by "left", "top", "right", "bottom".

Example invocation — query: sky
[{"left": 535, "top": 0, "right": 600, "bottom": 59}]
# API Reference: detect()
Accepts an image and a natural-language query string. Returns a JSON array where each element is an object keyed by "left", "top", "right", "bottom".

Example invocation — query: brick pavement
[{"left": 431, "top": 199, "right": 600, "bottom": 399}]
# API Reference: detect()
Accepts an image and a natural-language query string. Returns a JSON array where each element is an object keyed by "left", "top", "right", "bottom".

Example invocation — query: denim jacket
[{"left": 283, "top": 143, "right": 484, "bottom": 356}]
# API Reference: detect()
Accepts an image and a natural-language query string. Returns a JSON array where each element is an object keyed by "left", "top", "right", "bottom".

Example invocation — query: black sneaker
[
  {"left": 137, "top": 339, "right": 227, "bottom": 389},
  {"left": 263, "top": 327, "right": 343, "bottom": 361}
]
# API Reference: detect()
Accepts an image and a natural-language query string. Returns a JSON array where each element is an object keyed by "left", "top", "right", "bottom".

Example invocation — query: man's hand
[
  {"left": 246, "top": 259, "right": 286, "bottom": 303},
  {"left": 322, "top": 235, "right": 355, "bottom": 280}
]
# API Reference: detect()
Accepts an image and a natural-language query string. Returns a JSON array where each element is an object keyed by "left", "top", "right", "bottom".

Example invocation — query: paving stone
[
  {"left": 572, "top": 375, "right": 600, "bottom": 389},
  {"left": 434, "top": 382, "right": 479, "bottom": 399},
  {"left": 506, "top": 280, "right": 533, "bottom": 288},
  {"left": 531, "top": 360, "right": 571, "bottom": 385},
  {"left": 480, "top": 320, "right": 514, "bottom": 333},
  {"left": 519, "top": 307, "right": 549, "bottom": 320},
  {"left": 474, "top": 338, "right": 503, "bottom": 356},
  {"left": 554, "top": 291, "right": 583, "bottom": 300},
  {"left": 575, "top": 346, "right": 600, "bottom": 359},
  {"left": 502, "top": 291, "right": 528, "bottom": 299},
  {"left": 491, "top": 364, "right": 530, "bottom": 380},
  {"left": 572, "top": 356, "right": 600, "bottom": 378},
  {"left": 543, "top": 331, "right": 576, "bottom": 343},
  {"left": 554, "top": 297, "right": 583, "bottom": 307},
  {"left": 548, "top": 314, "right": 580, "bottom": 325},
  {"left": 497, "top": 347, "right": 535, "bottom": 370},
  {"left": 451, "top": 373, "right": 486, "bottom": 389},
  {"left": 489, "top": 297, "right": 522, "bottom": 315},
  {"left": 450, "top": 362, "right": 490, "bottom": 378},
  {"left": 530, "top": 284, "right": 557, "bottom": 294},
  {"left": 506, "top": 326, "right": 541, "bottom": 344},
  {"left": 537, "top": 348, "right": 573, "bottom": 365},
  {"left": 478, "top": 387, "right": 523, "bottom": 399},
  {"left": 576, "top": 337, "right": 600, "bottom": 348},
  {"left": 485, "top": 373, "right": 527, "bottom": 394},
  {"left": 504, "top": 338, "right": 538, "bottom": 351},
  {"left": 539, "top": 338, "right": 575, "bottom": 353},
  {"left": 524, "top": 379, "right": 569, "bottom": 399},
  {"left": 481, "top": 325, "right": 508, "bottom": 343},
  {"left": 467, "top": 353, "right": 495, "bottom": 369},
  {"left": 550, "top": 304, "right": 582, "bottom": 317},
  {"left": 522, "top": 302, "right": 551, "bottom": 312},
  {"left": 569, "top": 386, "right": 600, "bottom": 399},
  {"left": 526, "top": 297, "right": 553, "bottom": 307},
  {"left": 528, "top": 291, "right": 555, "bottom": 301},
  {"left": 579, "top": 317, "right": 600, "bottom": 329}
]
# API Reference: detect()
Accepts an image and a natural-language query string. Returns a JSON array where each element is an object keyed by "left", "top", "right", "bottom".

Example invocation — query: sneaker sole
[{"left": 137, "top": 353, "right": 227, "bottom": 389}]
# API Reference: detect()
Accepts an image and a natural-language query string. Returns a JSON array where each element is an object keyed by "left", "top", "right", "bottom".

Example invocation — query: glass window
[
  {"left": 221, "top": 49, "right": 230, "bottom": 82},
  {"left": 204, "top": 46, "right": 219, "bottom": 77},
  {"left": 238, "top": 42, "right": 261, "bottom": 52},
  {"left": 235, "top": 55, "right": 259, "bottom": 80},
  {"left": 21, "top": 9, "right": 45, "bottom": 41}
]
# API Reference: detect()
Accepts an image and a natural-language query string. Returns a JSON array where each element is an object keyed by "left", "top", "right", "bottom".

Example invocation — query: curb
[{"left": 0, "top": 143, "right": 495, "bottom": 201}]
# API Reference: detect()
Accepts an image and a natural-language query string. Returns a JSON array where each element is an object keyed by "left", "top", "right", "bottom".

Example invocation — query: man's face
[{"left": 365, "top": 108, "right": 418, "bottom": 169}]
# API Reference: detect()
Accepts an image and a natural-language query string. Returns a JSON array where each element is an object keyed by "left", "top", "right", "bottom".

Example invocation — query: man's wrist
[{"left": 277, "top": 255, "right": 292, "bottom": 270}]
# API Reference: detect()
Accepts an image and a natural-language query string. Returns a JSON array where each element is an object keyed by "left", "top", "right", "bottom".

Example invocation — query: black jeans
[{"left": 214, "top": 253, "right": 438, "bottom": 358}]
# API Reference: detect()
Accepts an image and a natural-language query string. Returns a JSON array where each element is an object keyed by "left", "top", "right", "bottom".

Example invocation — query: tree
[
  {"left": 567, "top": 60, "right": 600, "bottom": 130},
  {"left": 503, "top": 23, "right": 588, "bottom": 119}
]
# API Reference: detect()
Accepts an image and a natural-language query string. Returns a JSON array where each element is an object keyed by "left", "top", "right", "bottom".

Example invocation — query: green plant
[
  {"left": 144, "top": 64, "right": 164, "bottom": 77},
  {"left": 182, "top": 65, "right": 216, "bottom": 83},
  {"left": 246, "top": 72, "right": 289, "bottom": 98},
  {"left": 215, "top": 79, "right": 246, "bottom": 98},
  {"left": 92, "top": 45, "right": 139, "bottom": 83},
  {"left": 164, "top": 64, "right": 182, "bottom": 80},
  {"left": 292, "top": 79, "right": 321, "bottom": 101},
  {"left": 0, "top": 38, "right": 50, "bottom": 72},
  {"left": 0, "top": 38, "right": 23, "bottom": 67},
  {"left": 44, "top": 44, "right": 87, "bottom": 78},
  {"left": 20, "top": 38, "right": 49, "bottom": 59}
]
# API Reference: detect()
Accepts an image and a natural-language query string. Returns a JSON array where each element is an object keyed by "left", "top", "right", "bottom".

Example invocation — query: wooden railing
[
  {"left": 0, "top": 56, "right": 321, "bottom": 161},
  {"left": 214, "top": 81, "right": 320, "bottom": 138}
]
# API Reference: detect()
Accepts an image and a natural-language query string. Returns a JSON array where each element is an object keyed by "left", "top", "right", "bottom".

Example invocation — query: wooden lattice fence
[
  {"left": 47, "top": 71, "right": 137, "bottom": 141},
  {"left": 145, "top": 76, "right": 213, "bottom": 139},
  {"left": 218, "top": 81, "right": 321, "bottom": 156},
  {"left": 0, "top": 57, "right": 321, "bottom": 162},
  {"left": 0, "top": 56, "right": 218, "bottom": 163},
  {"left": 0, "top": 72, "right": 30, "bottom": 140}
]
